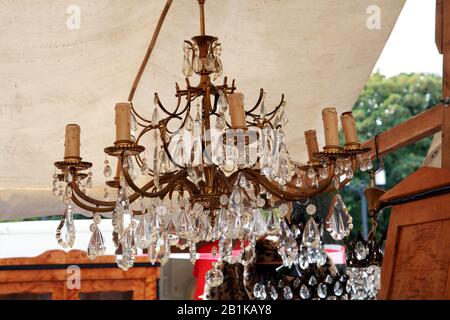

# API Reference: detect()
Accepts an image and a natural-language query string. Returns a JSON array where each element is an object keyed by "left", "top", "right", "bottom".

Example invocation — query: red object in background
[
  {"left": 192, "top": 240, "right": 245, "bottom": 300},
  {"left": 192, "top": 241, "right": 218, "bottom": 300}
]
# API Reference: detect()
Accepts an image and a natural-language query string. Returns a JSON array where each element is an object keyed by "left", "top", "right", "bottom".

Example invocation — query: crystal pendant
[
  {"left": 182, "top": 54, "right": 193, "bottom": 77},
  {"left": 141, "top": 158, "right": 149, "bottom": 176},
  {"left": 185, "top": 114, "right": 194, "bottom": 131},
  {"left": 282, "top": 286, "right": 293, "bottom": 300},
  {"left": 193, "top": 54, "right": 202, "bottom": 73},
  {"left": 56, "top": 204, "right": 76, "bottom": 249},
  {"left": 269, "top": 284, "right": 278, "bottom": 300},
  {"left": 253, "top": 283, "right": 267, "bottom": 300},
  {"left": 308, "top": 275, "right": 318, "bottom": 286},
  {"left": 130, "top": 113, "right": 138, "bottom": 132},
  {"left": 103, "top": 160, "right": 112, "bottom": 178},
  {"left": 302, "top": 217, "right": 320, "bottom": 248},
  {"left": 317, "top": 283, "right": 327, "bottom": 299},
  {"left": 152, "top": 107, "right": 160, "bottom": 124},
  {"left": 300, "top": 285, "right": 311, "bottom": 299},
  {"left": 252, "top": 209, "right": 267, "bottom": 237},
  {"left": 334, "top": 281, "right": 343, "bottom": 296},
  {"left": 206, "top": 263, "right": 223, "bottom": 287},
  {"left": 325, "top": 194, "right": 353, "bottom": 240},
  {"left": 177, "top": 209, "right": 193, "bottom": 239},
  {"left": 266, "top": 209, "right": 281, "bottom": 235},
  {"left": 189, "top": 241, "right": 197, "bottom": 265},
  {"left": 260, "top": 94, "right": 267, "bottom": 120},
  {"left": 166, "top": 218, "right": 180, "bottom": 245},
  {"left": 135, "top": 216, "right": 152, "bottom": 249},
  {"left": 87, "top": 224, "right": 106, "bottom": 260},
  {"left": 116, "top": 228, "right": 136, "bottom": 271},
  {"left": 355, "top": 241, "right": 368, "bottom": 260},
  {"left": 215, "top": 113, "right": 226, "bottom": 130}
]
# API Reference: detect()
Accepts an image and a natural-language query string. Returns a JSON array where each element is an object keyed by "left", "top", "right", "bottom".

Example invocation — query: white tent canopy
[{"left": 0, "top": 0, "right": 405, "bottom": 219}]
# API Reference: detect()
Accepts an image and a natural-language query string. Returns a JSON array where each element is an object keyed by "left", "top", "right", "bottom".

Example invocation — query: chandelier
[{"left": 52, "top": 0, "right": 372, "bottom": 285}]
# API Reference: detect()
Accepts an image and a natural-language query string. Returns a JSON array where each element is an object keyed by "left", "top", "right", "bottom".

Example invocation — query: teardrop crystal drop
[
  {"left": 182, "top": 54, "right": 193, "bottom": 77},
  {"left": 302, "top": 217, "right": 320, "bottom": 248},
  {"left": 266, "top": 209, "right": 281, "bottom": 235},
  {"left": 103, "top": 164, "right": 112, "bottom": 178},
  {"left": 325, "top": 194, "right": 353, "bottom": 240},
  {"left": 135, "top": 216, "right": 152, "bottom": 249},
  {"left": 87, "top": 226, "right": 106, "bottom": 259}
]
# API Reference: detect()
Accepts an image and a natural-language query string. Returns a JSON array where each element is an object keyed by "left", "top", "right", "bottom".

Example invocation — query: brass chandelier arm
[
  {"left": 71, "top": 193, "right": 115, "bottom": 213},
  {"left": 71, "top": 179, "right": 116, "bottom": 207},
  {"left": 122, "top": 161, "right": 187, "bottom": 198},
  {"left": 237, "top": 167, "right": 336, "bottom": 201},
  {"left": 128, "top": 0, "right": 174, "bottom": 102}
]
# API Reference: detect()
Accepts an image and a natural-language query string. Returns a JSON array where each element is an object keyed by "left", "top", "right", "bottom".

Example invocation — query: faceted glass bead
[
  {"left": 206, "top": 267, "right": 224, "bottom": 287},
  {"left": 300, "top": 285, "right": 311, "bottom": 299},
  {"left": 334, "top": 281, "right": 343, "bottom": 296},
  {"left": 317, "top": 283, "right": 327, "bottom": 299},
  {"left": 308, "top": 275, "right": 318, "bottom": 286},
  {"left": 355, "top": 241, "right": 368, "bottom": 260},
  {"left": 283, "top": 286, "right": 293, "bottom": 300},
  {"left": 269, "top": 285, "right": 278, "bottom": 300}
]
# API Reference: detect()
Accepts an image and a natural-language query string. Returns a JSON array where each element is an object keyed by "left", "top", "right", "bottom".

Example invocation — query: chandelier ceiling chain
[{"left": 52, "top": 0, "right": 373, "bottom": 282}]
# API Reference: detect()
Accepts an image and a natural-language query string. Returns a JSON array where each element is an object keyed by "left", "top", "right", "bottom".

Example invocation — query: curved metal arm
[
  {"left": 230, "top": 167, "right": 336, "bottom": 201},
  {"left": 122, "top": 160, "right": 186, "bottom": 198}
]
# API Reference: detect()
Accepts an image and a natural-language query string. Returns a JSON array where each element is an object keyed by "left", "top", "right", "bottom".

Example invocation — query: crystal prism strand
[
  {"left": 87, "top": 215, "right": 106, "bottom": 260},
  {"left": 56, "top": 203, "right": 76, "bottom": 249},
  {"left": 302, "top": 217, "right": 320, "bottom": 248},
  {"left": 326, "top": 194, "right": 353, "bottom": 240},
  {"left": 135, "top": 215, "right": 152, "bottom": 249},
  {"left": 205, "top": 262, "right": 224, "bottom": 287},
  {"left": 266, "top": 209, "right": 281, "bottom": 235}
]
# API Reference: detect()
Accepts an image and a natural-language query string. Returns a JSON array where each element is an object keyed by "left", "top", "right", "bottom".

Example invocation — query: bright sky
[{"left": 374, "top": 0, "right": 443, "bottom": 77}]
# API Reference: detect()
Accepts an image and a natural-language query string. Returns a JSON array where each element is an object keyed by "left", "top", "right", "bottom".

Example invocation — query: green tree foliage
[{"left": 342, "top": 72, "right": 442, "bottom": 235}]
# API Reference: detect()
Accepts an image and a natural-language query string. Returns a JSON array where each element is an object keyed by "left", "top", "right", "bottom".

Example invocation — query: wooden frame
[{"left": 0, "top": 250, "right": 159, "bottom": 300}]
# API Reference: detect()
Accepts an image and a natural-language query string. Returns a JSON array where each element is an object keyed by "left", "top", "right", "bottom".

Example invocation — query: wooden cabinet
[
  {"left": 379, "top": 167, "right": 450, "bottom": 299},
  {"left": 0, "top": 250, "right": 159, "bottom": 300}
]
